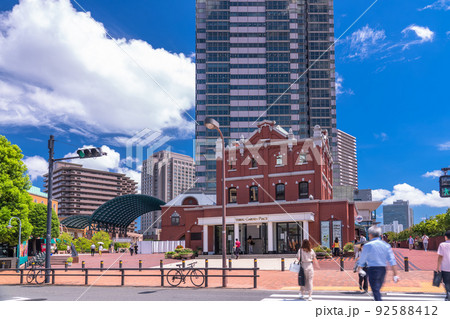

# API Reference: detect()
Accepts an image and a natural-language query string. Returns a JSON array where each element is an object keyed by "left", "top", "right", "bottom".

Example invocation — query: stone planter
[{"left": 180, "top": 253, "right": 193, "bottom": 259}]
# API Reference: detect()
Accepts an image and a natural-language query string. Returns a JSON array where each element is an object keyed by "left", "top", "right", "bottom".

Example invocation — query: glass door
[{"left": 214, "top": 225, "right": 234, "bottom": 255}]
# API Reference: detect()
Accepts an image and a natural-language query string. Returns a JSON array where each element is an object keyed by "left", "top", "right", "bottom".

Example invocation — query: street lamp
[
  {"left": 7, "top": 217, "right": 22, "bottom": 271},
  {"left": 205, "top": 117, "right": 227, "bottom": 288}
]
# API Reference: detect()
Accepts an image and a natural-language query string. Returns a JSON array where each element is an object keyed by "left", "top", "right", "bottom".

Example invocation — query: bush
[
  {"left": 172, "top": 253, "right": 180, "bottom": 259},
  {"left": 175, "top": 248, "right": 183, "bottom": 253},
  {"left": 66, "top": 257, "right": 73, "bottom": 263},
  {"left": 57, "top": 232, "right": 73, "bottom": 251},
  {"left": 74, "top": 237, "right": 92, "bottom": 253},
  {"left": 114, "top": 242, "right": 130, "bottom": 251},
  {"left": 165, "top": 251, "right": 176, "bottom": 259},
  {"left": 91, "top": 231, "right": 111, "bottom": 248},
  {"left": 176, "top": 245, "right": 184, "bottom": 249},
  {"left": 343, "top": 242, "right": 354, "bottom": 252},
  {"left": 180, "top": 248, "right": 193, "bottom": 254}
]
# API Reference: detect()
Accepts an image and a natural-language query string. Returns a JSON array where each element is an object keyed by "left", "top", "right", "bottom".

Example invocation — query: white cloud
[
  {"left": 335, "top": 72, "right": 354, "bottom": 96},
  {"left": 374, "top": 132, "right": 388, "bottom": 142},
  {"left": 419, "top": 0, "right": 450, "bottom": 11},
  {"left": 23, "top": 155, "right": 48, "bottom": 181},
  {"left": 0, "top": 0, "right": 195, "bottom": 136},
  {"left": 373, "top": 183, "right": 450, "bottom": 208},
  {"left": 422, "top": 170, "right": 444, "bottom": 178},
  {"left": 345, "top": 25, "right": 386, "bottom": 59},
  {"left": 401, "top": 25, "right": 435, "bottom": 50},
  {"left": 438, "top": 141, "right": 450, "bottom": 150}
]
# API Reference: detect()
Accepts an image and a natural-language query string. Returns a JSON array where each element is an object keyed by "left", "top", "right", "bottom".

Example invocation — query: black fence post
[
  {"left": 121, "top": 269, "right": 125, "bottom": 286},
  {"left": 340, "top": 257, "right": 344, "bottom": 271},
  {"left": 65, "top": 261, "right": 68, "bottom": 272},
  {"left": 31, "top": 262, "right": 35, "bottom": 269},
  {"left": 82, "top": 261, "right": 85, "bottom": 271},
  {"left": 281, "top": 258, "right": 285, "bottom": 271},
  {"left": 404, "top": 257, "right": 409, "bottom": 272},
  {"left": 139, "top": 260, "right": 142, "bottom": 272},
  {"left": 20, "top": 269, "right": 23, "bottom": 284},
  {"left": 228, "top": 258, "right": 232, "bottom": 271},
  {"left": 205, "top": 259, "right": 209, "bottom": 288},
  {"left": 85, "top": 269, "right": 88, "bottom": 285},
  {"left": 100, "top": 261, "right": 104, "bottom": 271},
  {"left": 52, "top": 269, "right": 55, "bottom": 284},
  {"left": 182, "top": 260, "right": 185, "bottom": 268},
  {"left": 253, "top": 258, "right": 258, "bottom": 289},
  {"left": 160, "top": 260, "right": 164, "bottom": 287},
  {"left": 119, "top": 260, "right": 123, "bottom": 269}
]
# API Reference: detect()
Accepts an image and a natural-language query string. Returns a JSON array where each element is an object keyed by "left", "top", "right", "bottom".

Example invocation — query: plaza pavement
[{"left": 0, "top": 248, "right": 444, "bottom": 295}]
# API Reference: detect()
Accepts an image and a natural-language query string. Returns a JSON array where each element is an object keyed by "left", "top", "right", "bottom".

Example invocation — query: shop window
[
  {"left": 276, "top": 184, "right": 285, "bottom": 200},
  {"left": 299, "top": 182, "right": 309, "bottom": 199},
  {"left": 228, "top": 187, "right": 237, "bottom": 203},
  {"left": 249, "top": 186, "right": 258, "bottom": 202},
  {"left": 191, "top": 232, "right": 202, "bottom": 240},
  {"left": 251, "top": 158, "right": 257, "bottom": 168},
  {"left": 171, "top": 212, "right": 180, "bottom": 226}
]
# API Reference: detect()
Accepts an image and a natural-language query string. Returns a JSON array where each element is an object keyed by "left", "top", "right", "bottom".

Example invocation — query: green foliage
[
  {"left": 176, "top": 245, "right": 184, "bottom": 249},
  {"left": 0, "top": 136, "right": 33, "bottom": 245},
  {"left": 165, "top": 251, "right": 176, "bottom": 259},
  {"left": 74, "top": 237, "right": 92, "bottom": 253},
  {"left": 313, "top": 245, "right": 331, "bottom": 253},
  {"left": 57, "top": 232, "right": 73, "bottom": 251},
  {"left": 343, "top": 242, "right": 354, "bottom": 252},
  {"left": 28, "top": 203, "right": 59, "bottom": 239},
  {"left": 180, "top": 248, "right": 193, "bottom": 254},
  {"left": 114, "top": 242, "right": 130, "bottom": 251},
  {"left": 66, "top": 257, "right": 73, "bottom": 263},
  {"left": 396, "top": 209, "right": 450, "bottom": 241},
  {"left": 91, "top": 231, "right": 111, "bottom": 248},
  {"left": 385, "top": 231, "right": 398, "bottom": 243},
  {"left": 175, "top": 248, "right": 183, "bottom": 253}
]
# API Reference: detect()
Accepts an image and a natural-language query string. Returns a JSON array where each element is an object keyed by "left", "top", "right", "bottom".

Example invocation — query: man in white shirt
[
  {"left": 422, "top": 234, "right": 429, "bottom": 252},
  {"left": 437, "top": 230, "right": 450, "bottom": 301}
]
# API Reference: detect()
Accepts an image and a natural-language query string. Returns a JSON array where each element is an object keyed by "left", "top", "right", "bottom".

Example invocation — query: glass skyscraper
[{"left": 195, "top": 0, "right": 336, "bottom": 190}]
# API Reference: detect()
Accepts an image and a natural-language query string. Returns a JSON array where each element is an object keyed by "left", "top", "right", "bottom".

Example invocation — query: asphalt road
[{"left": 0, "top": 285, "right": 446, "bottom": 301}]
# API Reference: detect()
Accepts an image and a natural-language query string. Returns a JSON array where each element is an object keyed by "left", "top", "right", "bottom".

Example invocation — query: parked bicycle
[
  {"left": 166, "top": 262, "right": 205, "bottom": 287},
  {"left": 26, "top": 266, "right": 46, "bottom": 284}
]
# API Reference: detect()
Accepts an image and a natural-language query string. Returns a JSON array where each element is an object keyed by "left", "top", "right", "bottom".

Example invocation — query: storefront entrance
[
  {"left": 214, "top": 224, "right": 268, "bottom": 255},
  {"left": 276, "top": 222, "right": 302, "bottom": 253}
]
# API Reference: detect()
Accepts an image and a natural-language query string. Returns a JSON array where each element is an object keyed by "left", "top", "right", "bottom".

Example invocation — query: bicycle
[
  {"left": 166, "top": 262, "right": 205, "bottom": 287},
  {"left": 26, "top": 266, "right": 46, "bottom": 284}
]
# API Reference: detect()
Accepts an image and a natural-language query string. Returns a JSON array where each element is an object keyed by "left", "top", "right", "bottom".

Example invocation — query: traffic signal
[
  {"left": 76, "top": 147, "right": 104, "bottom": 159},
  {"left": 440, "top": 175, "right": 450, "bottom": 198}
]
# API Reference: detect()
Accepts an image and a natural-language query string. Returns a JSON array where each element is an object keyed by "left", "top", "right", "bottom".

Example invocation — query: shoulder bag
[
  {"left": 298, "top": 250, "right": 306, "bottom": 286},
  {"left": 433, "top": 271, "right": 442, "bottom": 287}
]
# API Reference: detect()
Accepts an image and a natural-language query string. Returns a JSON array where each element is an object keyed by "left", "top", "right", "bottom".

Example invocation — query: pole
[
  {"left": 219, "top": 129, "right": 227, "bottom": 288},
  {"left": 45, "top": 135, "right": 55, "bottom": 283}
]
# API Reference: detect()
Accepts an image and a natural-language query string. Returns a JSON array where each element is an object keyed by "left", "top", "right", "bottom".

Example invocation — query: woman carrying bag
[{"left": 297, "top": 239, "right": 320, "bottom": 301}]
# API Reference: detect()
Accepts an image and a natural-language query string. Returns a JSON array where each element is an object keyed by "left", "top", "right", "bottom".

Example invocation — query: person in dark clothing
[
  {"left": 129, "top": 246, "right": 134, "bottom": 256},
  {"left": 332, "top": 238, "right": 340, "bottom": 257},
  {"left": 134, "top": 243, "right": 138, "bottom": 255},
  {"left": 357, "top": 243, "right": 368, "bottom": 293}
]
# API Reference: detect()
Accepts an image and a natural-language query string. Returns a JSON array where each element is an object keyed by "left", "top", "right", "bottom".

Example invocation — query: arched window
[
  {"left": 299, "top": 182, "right": 309, "bottom": 199},
  {"left": 182, "top": 197, "right": 198, "bottom": 205},
  {"left": 251, "top": 158, "right": 257, "bottom": 168},
  {"left": 275, "top": 183, "right": 285, "bottom": 200},
  {"left": 228, "top": 187, "right": 237, "bottom": 203},
  {"left": 249, "top": 186, "right": 258, "bottom": 202},
  {"left": 171, "top": 212, "right": 180, "bottom": 226}
]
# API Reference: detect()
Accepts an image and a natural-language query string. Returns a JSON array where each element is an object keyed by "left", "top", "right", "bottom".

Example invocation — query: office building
[
  {"left": 383, "top": 200, "right": 414, "bottom": 229},
  {"left": 44, "top": 162, "right": 137, "bottom": 217},
  {"left": 354, "top": 189, "right": 372, "bottom": 201},
  {"left": 333, "top": 129, "right": 358, "bottom": 188},
  {"left": 380, "top": 220, "right": 403, "bottom": 234},
  {"left": 140, "top": 151, "right": 195, "bottom": 238},
  {"left": 195, "top": 0, "right": 336, "bottom": 191}
]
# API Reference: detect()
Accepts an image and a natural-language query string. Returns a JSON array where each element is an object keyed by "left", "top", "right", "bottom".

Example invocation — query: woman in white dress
[{"left": 297, "top": 239, "right": 320, "bottom": 301}]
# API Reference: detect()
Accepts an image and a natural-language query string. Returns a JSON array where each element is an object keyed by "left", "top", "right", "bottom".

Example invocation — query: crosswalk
[{"left": 261, "top": 292, "right": 446, "bottom": 302}]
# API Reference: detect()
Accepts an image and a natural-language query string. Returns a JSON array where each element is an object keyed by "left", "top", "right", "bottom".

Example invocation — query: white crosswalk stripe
[
  {"left": 262, "top": 293, "right": 446, "bottom": 302},
  {"left": 1, "top": 297, "right": 32, "bottom": 301}
]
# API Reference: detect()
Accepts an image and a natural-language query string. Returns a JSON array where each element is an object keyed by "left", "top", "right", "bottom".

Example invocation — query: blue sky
[{"left": 0, "top": 0, "right": 449, "bottom": 225}]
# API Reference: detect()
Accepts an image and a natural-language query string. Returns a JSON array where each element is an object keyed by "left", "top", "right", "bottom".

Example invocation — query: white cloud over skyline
[
  {"left": 419, "top": 0, "right": 450, "bottom": 11},
  {"left": 23, "top": 155, "right": 48, "bottom": 181},
  {"left": 0, "top": 0, "right": 195, "bottom": 136},
  {"left": 401, "top": 25, "right": 435, "bottom": 50},
  {"left": 438, "top": 141, "right": 450, "bottom": 151},
  {"left": 422, "top": 170, "right": 444, "bottom": 178},
  {"left": 345, "top": 25, "right": 386, "bottom": 59}
]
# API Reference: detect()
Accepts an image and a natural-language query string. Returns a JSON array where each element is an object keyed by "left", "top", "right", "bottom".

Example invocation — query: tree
[
  {"left": 28, "top": 203, "right": 59, "bottom": 255},
  {"left": 91, "top": 231, "right": 111, "bottom": 248},
  {"left": 57, "top": 232, "right": 73, "bottom": 251},
  {"left": 74, "top": 237, "right": 93, "bottom": 253},
  {"left": 0, "top": 136, "right": 33, "bottom": 246}
]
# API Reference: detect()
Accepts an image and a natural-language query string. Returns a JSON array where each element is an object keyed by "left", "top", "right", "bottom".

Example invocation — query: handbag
[
  {"left": 289, "top": 261, "right": 300, "bottom": 273},
  {"left": 298, "top": 250, "right": 306, "bottom": 286},
  {"left": 433, "top": 271, "right": 442, "bottom": 287}
]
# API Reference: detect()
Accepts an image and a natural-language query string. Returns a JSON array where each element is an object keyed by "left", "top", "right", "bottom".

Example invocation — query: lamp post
[
  {"left": 7, "top": 217, "right": 22, "bottom": 270},
  {"left": 205, "top": 117, "right": 227, "bottom": 288}
]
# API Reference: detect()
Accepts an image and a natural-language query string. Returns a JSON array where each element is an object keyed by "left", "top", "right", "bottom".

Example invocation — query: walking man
[
  {"left": 437, "top": 230, "right": 450, "bottom": 301},
  {"left": 90, "top": 243, "right": 96, "bottom": 256},
  {"left": 357, "top": 226, "right": 399, "bottom": 301},
  {"left": 422, "top": 234, "right": 430, "bottom": 252}
]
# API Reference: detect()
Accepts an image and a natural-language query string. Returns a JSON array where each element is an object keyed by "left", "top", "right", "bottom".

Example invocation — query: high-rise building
[
  {"left": 383, "top": 200, "right": 414, "bottom": 229},
  {"left": 333, "top": 129, "right": 358, "bottom": 188},
  {"left": 354, "top": 189, "right": 372, "bottom": 201},
  {"left": 44, "top": 162, "right": 137, "bottom": 217},
  {"left": 140, "top": 151, "right": 195, "bottom": 238},
  {"left": 195, "top": 0, "right": 336, "bottom": 191}
]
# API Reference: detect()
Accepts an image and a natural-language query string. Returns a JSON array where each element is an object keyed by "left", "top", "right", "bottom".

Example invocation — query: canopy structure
[{"left": 61, "top": 195, "right": 166, "bottom": 234}]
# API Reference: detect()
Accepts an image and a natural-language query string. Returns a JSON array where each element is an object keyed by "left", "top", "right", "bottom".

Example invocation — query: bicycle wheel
[
  {"left": 166, "top": 269, "right": 183, "bottom": 287},
  {"left": 190, "top": 269, "right": 205, "bottom": 287},
  {"left": 35, "top": 270, "right": 46, "bottom": 284},
  {"left": 26, "top": 270, "right": 35, "bottom": 284}
]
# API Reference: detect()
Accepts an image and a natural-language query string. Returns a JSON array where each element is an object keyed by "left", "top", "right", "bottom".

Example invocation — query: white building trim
[
  {"left": 268, "top": 170, "right": 315, "bottom": 178},
  {"left": 225, "top": 174, "right": 264, "bottom": 182},
  {"left": 197, "top": 212, "right": 315, "bottom": 226}
]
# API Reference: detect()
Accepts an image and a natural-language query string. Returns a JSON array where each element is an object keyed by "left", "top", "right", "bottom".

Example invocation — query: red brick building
[{"left": 160, "top": 121, "right": 357, "bottom": 254}]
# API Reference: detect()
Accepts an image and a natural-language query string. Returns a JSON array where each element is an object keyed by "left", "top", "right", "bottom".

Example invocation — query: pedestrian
[
  {"left": 129, "top": 246, "right": 134, "bottom": 256},
  {"left": 354, "top": 237, "right": 360, "bottom": 259},
  {"left": 247, "top": 236, "right": 255, "bottom": 254},
  {"left": 360, "top": 234, "right": 367, "bottom": 243},
  {"left": 134, "top": 243, "right": 138, "bottom": 255},
  {"left": 408, "top": 236, "right": 414, "bottom": 250},
  {"left": 332, "top": 237, "right": 340, "bottom": 257},
  {"left": 422, "top": 234, "right": 429, "bottom": 252},
  {"left": 99, "top": 244, "right": 103, "bottom": 256},
  {"left": 234, "top": 238, "right": 241, "bottom": 259},
  {"left": 354, "top": 242, "right": 368, "bottom": 293},
  {"left": 297, "top": 239, "right": 320, "bottom": 301},
  {"left": 437, "top": 229, "right": 450, "bottom": 301},
  {"left": 90, "top": 243, "right": 96, "bottom": 256},
  {"left": 357, "top": 226, "right": 399, "bottom": 301}
]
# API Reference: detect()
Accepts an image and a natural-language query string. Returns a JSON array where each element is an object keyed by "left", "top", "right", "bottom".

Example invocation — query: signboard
[
  {"left": 440, "top": 175, "right": 450, "bottom": 198},
  {"left": 332, "top": 220, "right": 342, "bottom": 247},
  {"left": 234, "top": 216, "right": 268, "bottom": 223},
  {"left": 355, "top": 216, "right": 363, "bottom": 223},
  {"left": 321, "top": 221, "right": 330, "bottom": 249}
]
